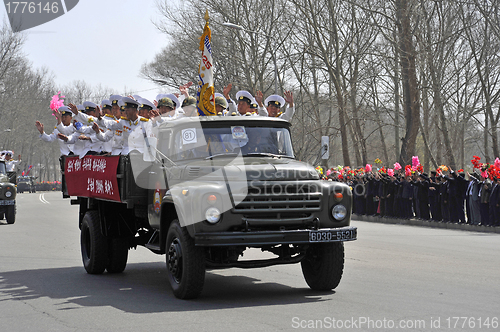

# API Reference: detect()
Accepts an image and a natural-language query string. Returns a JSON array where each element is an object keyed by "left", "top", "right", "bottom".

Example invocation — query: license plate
[
  {"left": 0, "top": 200, "right": 15, "bottom": 206},
  {"left": 309, "top": 229, "right": 356, "bottom": 242}
]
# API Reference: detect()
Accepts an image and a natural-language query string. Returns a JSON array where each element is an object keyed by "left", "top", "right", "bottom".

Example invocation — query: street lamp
[{"left": 222, "top": 22, "right": 278, "bottom": 94}]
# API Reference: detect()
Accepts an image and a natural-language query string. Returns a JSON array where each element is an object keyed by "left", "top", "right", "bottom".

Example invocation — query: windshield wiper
[
  {"left": 205, "top": 153, "right": 239, "bottom": 160},
  {"left": 245, "top": 152, "right": 289, "bottom": 158}
]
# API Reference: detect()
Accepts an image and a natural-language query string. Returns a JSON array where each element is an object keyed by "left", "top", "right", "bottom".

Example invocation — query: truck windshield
[
  {"left": 169, "top": 126, "right": 294, "bottom": 161},
  {"left": 0, "top": 162, "right": 5, "bottom": 174}
]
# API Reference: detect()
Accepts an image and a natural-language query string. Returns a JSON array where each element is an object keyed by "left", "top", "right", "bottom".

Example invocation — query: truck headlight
[
  {"left": 205, "top": 207, "right": 221, "bottom": 224},
  {"left": 331, "top": 204, "right": 347, "bottom": 220},
  {"left": 5, "top": 191, "right": 12, "bottom": 198}
]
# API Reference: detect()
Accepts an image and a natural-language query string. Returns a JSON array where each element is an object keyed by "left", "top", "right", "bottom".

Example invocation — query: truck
[
  {"left": 62, "top": 116, "right": 357, "bottom": 299},
  {"left": 17, "top": 175, "right": 36, "bottom": 193},
  {"left": 0, "top": 160, "right": 16, "bottom": 224}
]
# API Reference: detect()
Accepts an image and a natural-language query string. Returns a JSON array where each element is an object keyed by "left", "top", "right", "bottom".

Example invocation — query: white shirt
[
  {"left": 258, "top": 105, "right": 294, "bottom": 121},
  {"left": 5, "top": 159, "right": 19, "bottom": 172},
  {"left": 96, "top": 115, "right": 153, "bottom": 155},
  {"left": 40, "top": 125, "right": 73, "bottom": 155}
]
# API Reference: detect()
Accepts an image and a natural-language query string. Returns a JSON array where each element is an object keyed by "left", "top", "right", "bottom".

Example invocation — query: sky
[{"left": 0, "top": 0, "right": 176, "bottom": 102}]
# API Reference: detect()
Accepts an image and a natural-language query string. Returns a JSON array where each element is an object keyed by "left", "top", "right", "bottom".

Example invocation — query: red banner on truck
[{"left": 65, "top": 156, "right": 121, "bottom": 202}]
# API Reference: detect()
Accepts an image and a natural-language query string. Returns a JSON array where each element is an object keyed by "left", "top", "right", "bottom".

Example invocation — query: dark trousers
[
  {"left": 457, "top": 197, "right": 466, "bottom": 223},
  {"left": 385, "top": 196, "right": 394, "bottom": 216},
  {"left": 379, "top": 198, "right": 386, "bottom": 216},
  {"left": 413, "top": 198, "right": 420, "bottom": 218},
  {"left": 480, "top": 203, "right": 490, "bottom": 225},
  {"left": 365, "top": 195, "right": 374, "bottom": 215},
  {"left": 429, "top": 197, "right": 441, "bottom": 221},
  {"left": 402, "top": 198, "right": 412, "bottom": 218},
  {"left": 419, "top": 200, "right": 430, "bottom": 220},
  {"left": 441, "top": 202, "right": 450, "bottom": 222},
  {"left": 449, "top": 196, "right": 459, "bottom": 223},
  {"left": 393, "top": 197, "right": 401, "bottom": 218},
  {"left": 488, "top": 204, "right": 499, "bottom": 226}
]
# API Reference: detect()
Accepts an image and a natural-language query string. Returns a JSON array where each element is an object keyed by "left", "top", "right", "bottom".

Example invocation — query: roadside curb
[{"left": 352, "top": 215, "right": 500, "bottom": 234}]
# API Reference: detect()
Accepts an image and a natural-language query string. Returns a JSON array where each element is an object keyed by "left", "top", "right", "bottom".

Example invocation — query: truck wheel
[
  {"left": 106, "top": 238, "right": 129, "bottom": 273},
  {"left": 166, "top": 220, "right": 205, "bottom": 299},
  {"left": 81, "top": 211, "right": 108, "bottom": 274},
  {"left": 301, "top": 242, "right": 344, "bottom": 291},
  {"left": 5, "top": 206, "right": 15, "bottom": 224}
]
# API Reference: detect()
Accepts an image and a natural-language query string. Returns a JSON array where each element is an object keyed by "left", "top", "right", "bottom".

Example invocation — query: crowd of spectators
[{"left": 317, "top": 156, "right": 500, "bottom": 226}]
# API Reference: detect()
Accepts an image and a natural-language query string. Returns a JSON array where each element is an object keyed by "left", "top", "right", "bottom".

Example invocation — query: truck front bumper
[{"left": 195, "top": 226, "right": 357, "bottom": 246}]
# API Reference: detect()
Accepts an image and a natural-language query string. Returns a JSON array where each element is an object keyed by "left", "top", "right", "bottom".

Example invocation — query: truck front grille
[{"left": 232, "top": 183, "right": 322, "bottom": 214}]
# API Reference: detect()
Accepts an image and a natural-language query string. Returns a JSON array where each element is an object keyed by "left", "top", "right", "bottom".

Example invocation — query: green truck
[
  {"left": 62, "top": 116, "right": 356, "bottom": 299},
  {"left": 0, "top": 160, "right": 16, "bottom": 224}
]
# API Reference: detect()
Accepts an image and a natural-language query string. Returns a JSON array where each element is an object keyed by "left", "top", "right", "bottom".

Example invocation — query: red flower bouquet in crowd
[
  {"left": 471, "top": 156, "right": 482, "bottom": 169},
  {"left": 405, "top": 165, "right": 412, "bottom": 177},
  {"left": 416, "top": 165, "right": 424, "bottom": 173}
]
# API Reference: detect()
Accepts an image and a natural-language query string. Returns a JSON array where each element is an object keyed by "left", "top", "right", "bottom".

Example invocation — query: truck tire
[
  {"left": 106, "top": 238, "right": 129, "bottom": 273},
  {"left": 5, "top": 206, "right": 15, "bottom": 224},
  {"left": 301, "top": 242, "right": 344, "bottom": 291},
  {"left": 81, "top": 210, "right": 108, "bottom": 274},
  {"left": 166, "top": 220, "right": 205, "bottom": 299}
]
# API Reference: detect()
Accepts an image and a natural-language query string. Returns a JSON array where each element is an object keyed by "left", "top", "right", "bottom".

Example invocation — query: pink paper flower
[
  {"left": 495, "top": 158, "right": 500, "bottom": 169},
  {"left": 388, "top": 169, "right": 394, "bottom": 177},
  {"left": 365, "top": 164, "right": 372, "bottom": 172},
  {"left": 412, "top": 156, "right": 420, "bottom": 168},
  {"left": 326, "top": 169, "right": 331, "bottom": 177},
  {"left": 482, "top": 170, "right": 488, "bottom": 179},
  {"left": 394, "top": 162, "right": 401, "bottom": 170},
  {"left": 50, "top": 91, "right": 65, "bottom": 112}
]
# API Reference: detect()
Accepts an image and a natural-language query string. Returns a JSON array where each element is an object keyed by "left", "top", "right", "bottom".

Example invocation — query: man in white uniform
[{"left": 35, "top": 106, "right": 75, "bottom": 155}]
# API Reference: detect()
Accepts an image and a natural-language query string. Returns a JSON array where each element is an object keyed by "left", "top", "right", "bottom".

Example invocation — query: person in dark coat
[
  {"left": 401, "top": 176, "right": 414, "bottom": 219},
  {"left": 365, "top": 174, "right": 374, "bottom": 216},
  {"left": 439, "top": 176, "right": 450, "bottom": 222},
  {"left": 479, "top": 174, "right": 492, "bottom": 226},
  {"left": 488, "top": 177, "right": 500, "bottom": 226},
  {"left": 428, "top": 171, "right": 441, "bottom": 221},
  {"left": 385, "top": 175, "right": 396, "bottom": 217},
  {"left": 446, "top": 168, "right": 468, "bottom": 223},
  {"left": 353, "top": 175, "right": 366, "bottom": 215},
  {"left": 456, "top": 171, "right": 469, "bottom": 223},
  {"left": 393, "top": 176, "right": 403, "bottom": 218},
  {"left": 470, "top": 173, "right": 482, "bottom": 225},
  {"left": 416, "top": 173, "right": 430, "bottom": 220}
]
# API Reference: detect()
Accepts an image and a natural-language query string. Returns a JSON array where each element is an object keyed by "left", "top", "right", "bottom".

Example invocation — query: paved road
[{"left": 1, "top": 192, "right": 499, "bottom": 331}]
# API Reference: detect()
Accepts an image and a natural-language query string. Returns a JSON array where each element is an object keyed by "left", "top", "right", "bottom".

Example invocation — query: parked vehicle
[{"left": 0, "top": 160, "right": 16, "bottom": 224}]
